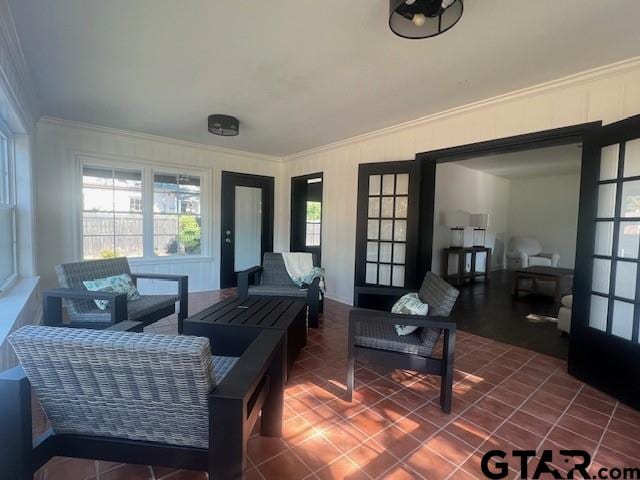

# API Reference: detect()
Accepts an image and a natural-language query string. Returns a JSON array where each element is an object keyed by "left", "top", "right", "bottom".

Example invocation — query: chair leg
[
  {"left": 262, "top": 340, "right": 285, "bottom": 437},
  {"left": 346, "top": 343, "right": 355, "bottom": 402},
  {"left": 440, "top": 329, "right": 456, "bottom": 414},
  {"left": 308, "top": 301, "right": 319, "bottom": 328}
]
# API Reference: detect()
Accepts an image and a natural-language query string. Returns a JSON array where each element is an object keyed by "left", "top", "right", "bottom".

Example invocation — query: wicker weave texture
[
  {"left": 418, "top": 272, "right": 460, "bottom": 317},
  {"left": 9, "top": 326, "right": 224, "bottom": 448}
]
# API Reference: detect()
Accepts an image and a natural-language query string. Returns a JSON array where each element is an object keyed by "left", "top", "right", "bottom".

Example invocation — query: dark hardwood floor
[{"left": 450, "top": 269, "right": 569, "bottom": 359}]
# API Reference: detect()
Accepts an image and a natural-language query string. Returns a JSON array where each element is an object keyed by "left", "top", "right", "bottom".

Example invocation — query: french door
[
  {"left": 354, "top": 161, "right": 421, "bottom": 305},
  {"left": 220, "top": 172, "right": 274, "bottom": 288},
  {"left": 571, "top": 114, "right": 640, "bottom": 409}
]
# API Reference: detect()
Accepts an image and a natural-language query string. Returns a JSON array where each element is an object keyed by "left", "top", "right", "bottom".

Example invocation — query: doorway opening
[
  {"left": 290, "top": 173, "right": 323, "bottom": 264},
  {"left": 434, "top": 143, "right": 583, "bottom": 359}
]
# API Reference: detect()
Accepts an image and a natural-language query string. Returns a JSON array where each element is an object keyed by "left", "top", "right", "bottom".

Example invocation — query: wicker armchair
[
  {"left": 43, "top": 257, "right": 188, "bottom": 332},
  {"left": 237, "top": 252, "right": 323, "bottom": 328},
  {"left": 347, "top": 272, "right": 459, "bottom": 412},
  {"left": 0, "top": 325, "right": 285, "bottom": 480}
]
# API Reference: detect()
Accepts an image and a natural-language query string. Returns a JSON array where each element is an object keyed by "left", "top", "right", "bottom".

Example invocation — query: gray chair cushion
[
  {"left": 9, "top": 326, "right": 215, "bottom": 448},
  {"left": 261, "top": 253, "right": 298, "bottom": 287},
  {"left": 418, "top": 272, "right": 459, "bottom": 317},
  {"left": 354, "top": 318, "right": 439, "bottom": 357},
  {"left": 248, "top": 285, "right": 307, "bottom": 298},
  {"left": 68, "top": 294, "right": 178, "bottom": 324},
  {"left": 55, "top": 258, "right": 132, "bottom": 316}
]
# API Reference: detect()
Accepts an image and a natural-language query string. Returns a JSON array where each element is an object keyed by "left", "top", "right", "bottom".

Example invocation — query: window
[
  {"left": 305, "top": 201, "right": 321, "bottom": 247},
  {"left": 81, "top": 161, "right": 206, "bottom": 260},
  {"left": 0, "top": 130, "right": 16, "bottom": 290},
  {"left": 82, "top": 166, "right": 144, "bottom": 259},
  {"left": 153, "top": 173, "right": 201, "bottom": 256}
]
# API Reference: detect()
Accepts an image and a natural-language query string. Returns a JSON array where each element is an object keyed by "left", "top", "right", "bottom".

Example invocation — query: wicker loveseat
[
  {"left": 0, "top": 325, "right": 285, "bottom": 480},
  {"left": 237, "top": 252, "right": 323, "bottom": 328},
  {"left": 348, "top": 272, "right": 459, "bottom": 413},
  {"left": 43, "top": 257, "right": 188, "bottom": 333}
]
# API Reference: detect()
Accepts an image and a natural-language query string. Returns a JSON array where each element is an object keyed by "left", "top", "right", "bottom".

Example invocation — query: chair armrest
[
  {"left": 130, "top": 273, "right": 188, "bottom": 282},
  {"left": 237, "top": 266, "right": 263, "bottom": 297},
  {"left": 349, "top": 308, "right": 456, "bottom": 331},
  {"left": 210, "top": 329, "right": 284, "bottom": 401},
  {"left": 305, "top": 276, "right": 321, "bottom": 301},
  {"left": 130, "top": 273, "right": 188, "bottom": 327},
  {"left": 43, "top": 288, "right": 127, "bottom": 327}
]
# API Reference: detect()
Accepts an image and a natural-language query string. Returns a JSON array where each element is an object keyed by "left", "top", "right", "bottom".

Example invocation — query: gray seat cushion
[
  {"left": 128, "top": 295, "right": 178, "bottom": 320},
  {"left": 354, "top": 318, "right": 439, "bottom": 357},
  {"left": 261, "top": 253, "right": 298, "bottom": 287},
  {"left": 248, "top": 285, "right": 307, "bottom": 298},
  {"left": 69, "top": 294, "right": 177, "bottom": 323}
]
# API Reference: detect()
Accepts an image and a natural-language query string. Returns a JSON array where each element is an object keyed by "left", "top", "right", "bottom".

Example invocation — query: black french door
[
  {"left": 571, "top": 114, "right": 640, "bottom": 409},
  {"left": 290, "top": 173, "right": 323, "bottom": 264},
  {"left": 354, "top": 161, "right": 421, "bottom": 306},
  {"left": 220, "top": 172, "right": 274, "bottom": 289}
]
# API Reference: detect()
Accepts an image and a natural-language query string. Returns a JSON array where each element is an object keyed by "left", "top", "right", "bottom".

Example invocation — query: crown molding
[
  {"left": 283, "top": 56, "right": 640, "bottom": 162},
  {"left": 0, "top": 0, "right": 39, "bottom": 132},
  {"left": 38, "top": 116, "right": 284, "bottom": 163}
]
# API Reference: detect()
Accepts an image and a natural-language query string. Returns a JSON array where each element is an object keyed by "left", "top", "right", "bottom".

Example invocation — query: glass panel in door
[{"left": 234, "top": 186, "right": 262, "bottom": 271}]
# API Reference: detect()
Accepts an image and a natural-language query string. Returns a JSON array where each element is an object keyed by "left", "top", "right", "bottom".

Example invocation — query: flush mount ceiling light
[
  {"left": 389, "top": 0, "right": 463, "bottom": 39},
  {"left": 208, "top": 114, "right": 239, "bottom": 136}
]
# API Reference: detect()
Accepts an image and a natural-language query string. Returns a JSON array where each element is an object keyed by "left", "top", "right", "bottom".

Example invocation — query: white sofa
[
  {"left": 506, "top": 236, "right": 560, "bottom": 269},
  {"left": 557, "top": 294, "right": 572, "bottom": 334}
]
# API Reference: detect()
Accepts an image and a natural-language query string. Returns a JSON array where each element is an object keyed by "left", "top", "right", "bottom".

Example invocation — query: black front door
[
  {"left": 571, "top": 114, "right": 640, "bottom": 409},
  {"left": 220, "top": 172, "right": 274, "bottom": 288},
  {"left": 290, "top": 173, "right": 323, "bottom": 265}
]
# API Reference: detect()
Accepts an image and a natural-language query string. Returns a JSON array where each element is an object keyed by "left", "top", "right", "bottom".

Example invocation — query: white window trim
[
  {"left": 0, "top": 118, "right": 17, "bottom": 295},
  {"left": 74, "top": 153, "right": 212, "bottom": 262}
]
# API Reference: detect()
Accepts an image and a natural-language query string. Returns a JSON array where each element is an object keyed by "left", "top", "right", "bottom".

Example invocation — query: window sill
[
  {"left": 0, "top": 276, "right": 40, "bottom": 345},
  {"left": 128, "top": 256, "right": 215, "bottom": 267}
]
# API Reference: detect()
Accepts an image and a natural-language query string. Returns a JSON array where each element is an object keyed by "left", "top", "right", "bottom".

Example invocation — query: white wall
[
  {"left": 433, "top": 163, "right": 510, "bottom": 276},
  {"left": 507, "top": 174, "right": 580, "bottom": 268},
  {"left": 0, "top": 0, "right": 41, "bottom": 368},
  {"left": 281, "top": 58, "right": 640, "bottom": 305},
  {"left": 34, "top": 118, "right": 285, "bottom": 292}
]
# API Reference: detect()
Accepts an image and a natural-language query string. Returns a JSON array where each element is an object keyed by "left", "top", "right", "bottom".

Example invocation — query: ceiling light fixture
[
  {"left": 208, "top": 114, "right": 239, "bottom": 136},
  {"left": 389, "top": 0, "right": 463, "bottom": 39}
]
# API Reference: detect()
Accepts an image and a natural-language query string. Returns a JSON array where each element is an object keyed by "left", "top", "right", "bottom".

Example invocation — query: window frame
[
  {"left": 76, "top": 154, "right": 211, "bottom": 262},
  {"left": 0, "top": 119, "right": 17, "bottom": 293}
]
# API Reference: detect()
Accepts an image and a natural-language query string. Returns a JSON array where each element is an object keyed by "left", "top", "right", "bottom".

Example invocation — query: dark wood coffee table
[
  {"left": 183, "top": 297, "right": 307, "bottom": 377},
  {"left": 513, "top": 266, "right": 574, "bottom": 305}
]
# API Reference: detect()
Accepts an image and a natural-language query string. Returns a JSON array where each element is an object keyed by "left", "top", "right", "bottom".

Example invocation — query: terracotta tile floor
[{"left": 33, "top": 292, "right": 640, "bottom": 479}]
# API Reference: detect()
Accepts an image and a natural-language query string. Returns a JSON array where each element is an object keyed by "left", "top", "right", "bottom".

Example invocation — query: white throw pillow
[{"left": 392, "top": 293, "right": 429, "bottom": 336}]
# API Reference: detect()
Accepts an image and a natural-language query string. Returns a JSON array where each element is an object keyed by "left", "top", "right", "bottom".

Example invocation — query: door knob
[{"left": 225, "top": 238, "right": 232, "bottom": 243}]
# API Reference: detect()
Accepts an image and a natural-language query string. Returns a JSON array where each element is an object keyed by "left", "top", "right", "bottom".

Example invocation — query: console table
[{"left": 442, "top": 246, "right": 492, "bottom": 287}]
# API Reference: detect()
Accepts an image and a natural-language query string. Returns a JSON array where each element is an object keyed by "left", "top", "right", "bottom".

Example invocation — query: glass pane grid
[
  {"left": 365, "top": 172, "right": 408, "bottom": 287},
  {"left": 82, "top": 166, "right": 143, "bottom": 259},
  {"left": 589, "top": 140, "right": 640, "bottom": 342},
  {"left": 153, "top": 172, "right": 202, "bottom": 256}
]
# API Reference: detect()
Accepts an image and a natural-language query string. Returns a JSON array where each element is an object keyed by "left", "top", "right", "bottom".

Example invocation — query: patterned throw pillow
[
  {"left": 392, "top": 293, "right": 429, "bottom": 336},
  {"left": 83, "top": 273, "right": 142, "bottom": 310}
]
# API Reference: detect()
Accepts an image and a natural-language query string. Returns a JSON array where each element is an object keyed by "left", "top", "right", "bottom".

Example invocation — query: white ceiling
[
  {"left": 455, "top": 143, "right": 582, "bottom": 179},
  {"left": 9, "top": 0, "right": 640, "bottom": 156}
]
